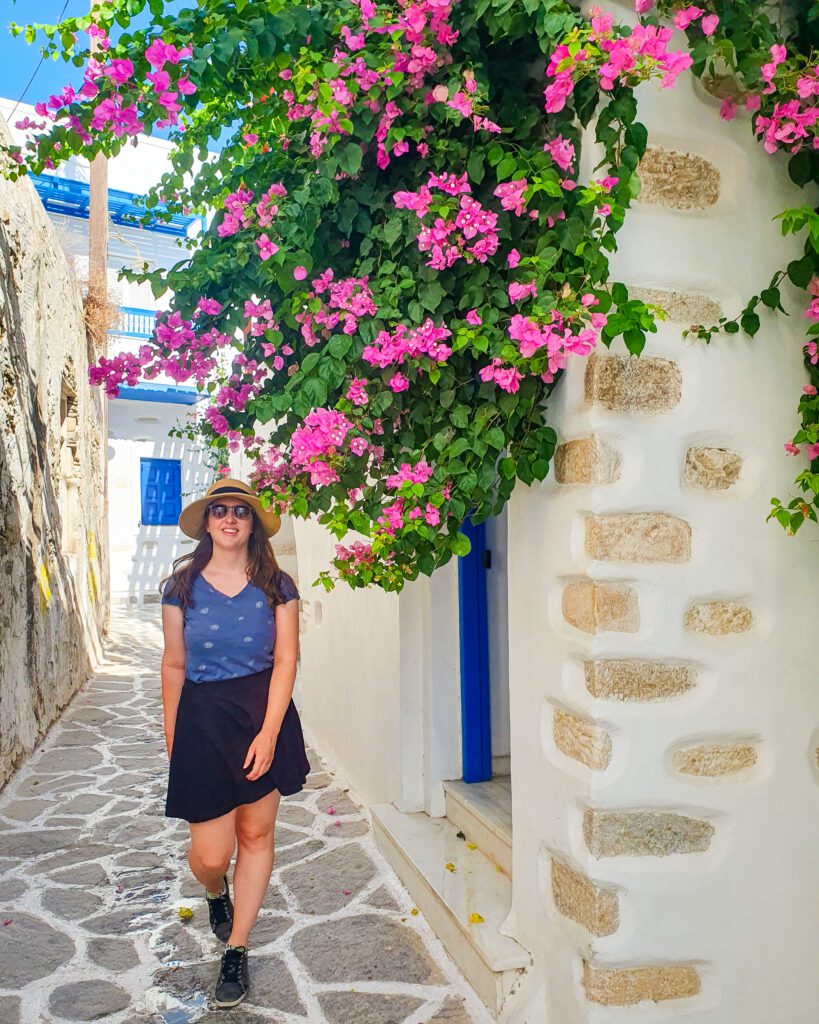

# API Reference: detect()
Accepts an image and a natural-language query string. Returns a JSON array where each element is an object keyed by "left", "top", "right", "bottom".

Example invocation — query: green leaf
[
  {"left": 419, "top": 280, "right": 445, "bottom": 313},
  {"left": 383, "top": 217, "right": 403, "bottom": 247},
  {"left": 486, "top": 426, "right": 505, "bottom": 450},
  {"left": 450, "top": 533, "right": 472, "bottom": 557},
  {"left": 302, "top": 377, "right": 328, "bottom": 407},
  {"left": 338, "top": 142, "right": 363, "bottom": 176},
  {"left": 788, "top": 151, "right": 813, "bottom": 188},
  {"left": 740, "top": 311, "right": 760, "bottom": 337},
  {"left": 467, "top": 149, "right": 485, "bottom": 184},
  {"left": 499, "top": 457, "right": 516, "bottom": 479}
]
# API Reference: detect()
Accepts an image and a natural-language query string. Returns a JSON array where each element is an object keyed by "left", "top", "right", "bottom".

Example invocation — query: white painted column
[{"left": 504, "top": 53, "right": 818, "bottom": 1024}]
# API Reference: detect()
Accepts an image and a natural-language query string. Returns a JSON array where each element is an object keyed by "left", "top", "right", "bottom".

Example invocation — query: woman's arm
[
  {"left": 161, "top": 604, "right": 186, "bottom": 758},
  {"left": 263, "top": 598, "right": 299, "bottom": 734},
  {"left": 244, "top": 598, "right": 300, "bottom": 781}
]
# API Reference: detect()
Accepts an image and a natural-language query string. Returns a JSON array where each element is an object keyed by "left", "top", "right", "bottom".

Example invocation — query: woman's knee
[
  {"left": 235, "top": 823, "right": 274, "bottom": 851},
  {"left": 188, "top": 841, "right": 232, "bottom": 875}
]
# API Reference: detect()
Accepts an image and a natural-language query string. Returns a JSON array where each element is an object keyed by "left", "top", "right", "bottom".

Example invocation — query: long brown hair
[{"left": 159, "top": 507, "right": 287, "bottom": 612}]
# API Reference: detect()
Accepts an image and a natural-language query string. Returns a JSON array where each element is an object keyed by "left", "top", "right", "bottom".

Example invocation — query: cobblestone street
[{"left": 0, "top": 608, "right": 489, "bottom": 1024}]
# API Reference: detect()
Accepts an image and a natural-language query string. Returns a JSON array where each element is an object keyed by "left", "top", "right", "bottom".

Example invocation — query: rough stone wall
[
  {"left": 504, "top": 9, "right": 818, "bottom": 1023},
  {"left": 0, "top": 117, "right": 107, "bottom": 789}
]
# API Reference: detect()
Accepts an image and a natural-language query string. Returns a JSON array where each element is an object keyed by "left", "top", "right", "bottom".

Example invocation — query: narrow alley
[{"left": 0, "top": 608, "right": 490, "bottom": 1024}]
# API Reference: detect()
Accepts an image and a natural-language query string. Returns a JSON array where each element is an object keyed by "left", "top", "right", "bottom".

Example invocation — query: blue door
[
  {"left": 140, "top": 457, "right": 182, "bottom": 526},
  {"left": 457, "top": 518, "right": 492, "bottom": 782}
]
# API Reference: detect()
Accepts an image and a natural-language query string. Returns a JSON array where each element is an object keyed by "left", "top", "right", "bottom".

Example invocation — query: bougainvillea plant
[{"left": 3, "top": 0, "right": 817, "bottom": 589}]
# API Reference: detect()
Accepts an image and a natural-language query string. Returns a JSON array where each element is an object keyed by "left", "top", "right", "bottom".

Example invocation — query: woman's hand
[{"left": 244, "top": 729, "right": 278, "bottom": 781}]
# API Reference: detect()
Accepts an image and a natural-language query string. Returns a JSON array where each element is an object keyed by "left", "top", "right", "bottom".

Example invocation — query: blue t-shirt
[{"left": 161, "top": 571, "right": 299, "bottom": 682}]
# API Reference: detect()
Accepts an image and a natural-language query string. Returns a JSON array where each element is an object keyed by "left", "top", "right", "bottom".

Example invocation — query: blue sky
[
  {"left": 0, "top": 1, "right": 88, "bottom": 109},
  {"left": 0, "top": 1, "right": 213, "bottom": 144}
]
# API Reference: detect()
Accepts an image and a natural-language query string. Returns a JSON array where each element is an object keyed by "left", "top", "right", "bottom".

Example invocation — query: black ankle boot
[
  {"left": 214, "top": 943, "right": 249, "bottom": 1008},
  {"left": 206, "top": 875, "right": 233, "bottom": 942}
]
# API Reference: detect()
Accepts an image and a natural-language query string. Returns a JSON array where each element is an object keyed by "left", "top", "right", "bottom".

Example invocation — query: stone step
[
  {"left": 443, "top": 778, "right": 512, "bottom": 879},
  {"left": 371, "top": 803, "right": 530, "bottom": 1019}
]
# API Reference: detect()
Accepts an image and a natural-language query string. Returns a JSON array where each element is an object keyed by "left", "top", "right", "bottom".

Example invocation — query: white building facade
[{"left": 288, "top": 45, "right": 818, "bottom": 1024}]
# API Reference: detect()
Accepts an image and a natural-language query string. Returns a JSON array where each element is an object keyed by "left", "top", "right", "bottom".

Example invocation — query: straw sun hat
[{"left": 178, "top": 478, "right": 281, "bottom": 539}]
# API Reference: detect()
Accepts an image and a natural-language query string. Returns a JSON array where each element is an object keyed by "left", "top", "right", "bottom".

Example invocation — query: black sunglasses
[{"left": 206, "top": 503, "right": 252, "bottom": 520}]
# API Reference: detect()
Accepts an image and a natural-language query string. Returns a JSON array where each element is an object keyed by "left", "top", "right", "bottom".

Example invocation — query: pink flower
[
  {"left": 293, "top": 266, "right": 308, "bottom": 281},
  {"left": 673, "top": 6, "right": 702, "bottom": 30},
  {"left": 256, "top": 234, "right": 279, "bottom": 260},
  {"left": 346, "top": 378, "right": 369, "bottom": 406},
  {"left": 479, "top": 358, "right": 523, "bottom": 393},
  {"left": 635, "top": 0, "right": 654, "bottom": 10},
  {"left": 493, "top": 179, "right": 528, "bottom": 216},
  {"left": 508, "top": 281, "right": 537, "bottom": 303},
  {"left": 428, "top": 172, "right": 471, "bottom": 196},
  {"left": 105, "top": 59, "right": 134, "bottom": 85},
  {"left": 279, "top": 68, "right": 293, "bottom": 80},
  {"left": 388, "top": 372, "right": 410, "bottom": 392},
  {"left": 746, "top": 94, "right": 761, "bottom": 112},
  {"left": 544, "top": 134, "right": 575, "bottom": 171},
  {"left": 242, "top": 132, "right": 258, "bottom": 146},
  {"left": 507, "top": 248, "right": 521, "bottom": 268},
  {"left": 466, "top": 309, "right": 482, "bottom": 326},
  {"left": 803, "top": 384, "right": 818, "bottom": 396},
  {"left": 807, "top": 443, "right": 819, "bottom": 461},
  {"left": 785, "top": 442, "right": 801, "bottom": 455},
  {"left": 425, "top": 503, "right": 441, "bottom": 526},
  {"left": 720, "top": 98, "right": 738, "bottom": 121},
  {"left": 197, "top": 297, "right": 222, "bottom": 315},
  {"left": 145, "top": 39, "right": 169, "bottom": 69},
  {"left": 147, "top": 69, "right": 170, "bottom": 92},
  {"left": 701, "top": 13, "right": 719, "bottom": 35},
  {"left": 448, "top": 91, "right": 473, "bottom": 117}
]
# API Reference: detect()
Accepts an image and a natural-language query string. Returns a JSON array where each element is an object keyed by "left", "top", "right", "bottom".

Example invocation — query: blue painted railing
[
  {"left": 30, "top": 173, "right": 199, "bottom": 237},
  {"left": 113, "top": 307, "right": 158, "bottom": 340}
]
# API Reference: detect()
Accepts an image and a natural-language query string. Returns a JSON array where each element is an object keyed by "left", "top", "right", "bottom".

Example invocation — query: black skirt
[{"left": 165, "top": 667, "right": 311, "bottom": 824}]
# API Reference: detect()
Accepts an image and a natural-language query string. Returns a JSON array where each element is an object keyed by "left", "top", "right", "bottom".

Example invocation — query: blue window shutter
[{"left": 140, "top": 458, "right": 181, "bottom": 526}]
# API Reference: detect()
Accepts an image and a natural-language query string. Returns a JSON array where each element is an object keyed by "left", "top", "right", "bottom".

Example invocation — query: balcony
[{"left": 113, "top": 306, "right": 157, "bottom": 340}]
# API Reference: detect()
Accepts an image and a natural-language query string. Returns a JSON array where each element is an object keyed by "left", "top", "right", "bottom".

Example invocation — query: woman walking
[{"left": 159, "top": 478, "right": 310, "bottom": 1009}]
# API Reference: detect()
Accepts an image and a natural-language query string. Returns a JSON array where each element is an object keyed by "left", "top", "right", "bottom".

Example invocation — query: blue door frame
[{"left": 457, "top": 518, "right": 492, "bottom": 783}]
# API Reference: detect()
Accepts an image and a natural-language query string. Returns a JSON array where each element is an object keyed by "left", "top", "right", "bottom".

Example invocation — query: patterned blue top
[{"left": 161, "top": 571, "right": 299, "bottom": 683}]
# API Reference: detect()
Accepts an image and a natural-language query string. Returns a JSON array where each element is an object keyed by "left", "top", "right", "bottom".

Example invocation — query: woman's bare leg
[
  {"left": 187, "top": 809, "right": 237, "bottom": 893},
  {"left": 229, "top": 789, "right": 281, "bottom": 947}
]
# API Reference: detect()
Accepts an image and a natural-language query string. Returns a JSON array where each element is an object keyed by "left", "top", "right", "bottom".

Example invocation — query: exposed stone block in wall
[
  {"left": 638, "top": 145, "right": 721, "bottom": 210},
  {"left": 684, "top": 446, "right": 742, "bottom": 490},
  {"left": 630, "top": 287, "right": 722, "bottom": 326},
  {"left": 583, "top": 962, "right": 701, "bottom": 1005},
  {"left": 551, "top": 859, "right": 618, "bottom": 936},
  {"left": 553, "top": 708, "right": 612, "bottom": 770},
  {"left": 562, "top": 580, "right": 639, "bottom": 634},
  {"left": 583, "top": 809, "right": 714, "bottom": 857},
  {"left": 673, "top": 743, "right": 757, "bottom": 777},
  {"left": 585, "top": 660, "right": 695, "bottom": 701},
  {"left": 684, "top": 601, "right": 752, "bottom": 635},
  {"left": 554, "top": 436, "right": 621, "bottom": 485},
  {"left": 585, "top": 513, "right": 691, "bottom": 564},
  {"left": 584, "top": 354, "right": 682, "bottom": 414}
]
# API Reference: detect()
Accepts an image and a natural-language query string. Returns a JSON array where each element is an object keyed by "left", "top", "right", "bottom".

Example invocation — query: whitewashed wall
[
  {"left": 504, "top": 22, "right": 818, "bottom": 1024},
  {"left": 293, "top": 517, "right": 403, "bottom": 806}
]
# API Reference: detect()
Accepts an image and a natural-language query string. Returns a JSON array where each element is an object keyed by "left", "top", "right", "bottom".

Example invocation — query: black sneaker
[
  {"left": 206, "top": 875, "right": 233, "bottom": 942},
  {"left": 213, "top": 944, "right": 249, "bottom": 1008}
]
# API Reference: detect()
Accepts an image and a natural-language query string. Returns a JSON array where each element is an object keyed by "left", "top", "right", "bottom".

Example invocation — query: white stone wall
[
  {"left": 0, "top": 118, "right": 107, "bottom": 787},
  {"left": 504, "top": 37, "right": 818, "bottom": 1024}
]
